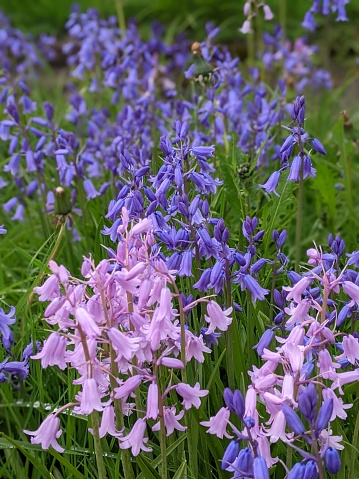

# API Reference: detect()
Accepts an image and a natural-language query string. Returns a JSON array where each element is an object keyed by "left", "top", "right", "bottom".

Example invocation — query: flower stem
[
  {"left": 295, "top": 164, "right": 304, "bottom": 272},
  {"left": 279, "top": 0, "right": 287, "bottom": 38},
  {"left": 158, "top": 390, "right": 167, "bottom": 479},
  {"left": 27, "top": 220, "right": 66, "bottom": 310},
  {"left": 269, "top": 259, "right": 277, "bottom": 323},
  {"left": 312, "top": 439, "right": 326, "bottom": 479},
  {"left": 97, "top": 278, "right": 134, "bottom": 479},
  {"left": 225, "top": 259, "right": 235, "bottom": 389},
  {"left": 91, "top": 411, "right": 108, "bottom": 479},
  {"left": 115, "top": 0, "right": 126, "bottom": 38}
]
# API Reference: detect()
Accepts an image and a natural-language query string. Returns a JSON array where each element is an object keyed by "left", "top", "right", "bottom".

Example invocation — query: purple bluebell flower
[
  {"left": 304, "top": 460, "right": 318, "bottom": 479},
  {"left": 233, "top": 390, "right": 245, "bottom": 420},
  {"left": 287, "top": 462, "right": 306, "bottom": 479},
  {"left": 0, "top": 306, "right": 16, "bottom": 350},
  {"left": 221, "top": 440, "right": 239, "bottom": 469},
  {"left": 282, "top": 403, "right": 306, "bottom": 436},
  {"left": 315, "top": 398, "right": 333, "bottom": 437},
  {"left": 259, "top": 171, "right": 281, "bottom": 196},
  {"left": 298, "top": 384, "right": 317, "bottom": 424},
  {"left": 235, "top": 448, "right": 254, "bottom": 476},
  {"left": 325, "top": 447, "right": 341, "bottom": 474},
  {"left": 223, "top": 388, "right": 235, "bottom": 413},
  {"left": 253, "top": 329, "right": 274, "bottom": 356},
  {"left": 253, "top": 456, "right": 269, "bottom": 479},
  {"left": 234, "top": 274, "right": 269, "bottom": 303},
  {"left": 311, "top": 138, "right": 326, "bottom": 155}
]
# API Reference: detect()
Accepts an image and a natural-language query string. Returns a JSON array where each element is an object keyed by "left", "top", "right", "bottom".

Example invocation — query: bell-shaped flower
[
  {"left": 342, "top": 281, "right": 359, "bottom": 305},
  {"left": 107, "top": 328, "right": 141, "bottom": 362},
  {"left": 253, "top": 456, "right": 270, "bottom": 479},
  {"left": 176, "top": 382, "right": 208, "bottom": 409},
  {"left": 34, "top": 275, "right": 60, "bottom": 301},
  {"left": 98, "top": 405, "right": 119, "bottom": 438},
  {"left": 281, "top": 403, "right": 306, "bottom": 436},
  {"left": 335, "top": 334, "right": 359, "bottom": 365},
  {"left": 32, "top": 332, "right": 67, "bottom": 370},
  {"left": 325, "top": 447, "right": 341, "bottom": 474},
  {"left": 119, "top": 418, "right": 152, "bottom": 456},
  {"left": 204, "top": 301, "right": 233, "bottom": 334},
  {"left": 315, "top": 398, "right": 333, "bottom": 437},
  {"left": 24, "top": 414, "right": 64, "bottom": 452},
  {"left": 76, "top": 378, "right": 104, "bottom": 415},
  {"left": 152, "top": 407, "right": 186, "bottom": 436},
  {"left": 200, "top": 407, "right": 233, "bottom": 439},
  {"left": 221, "top": 440, "right": 239, "bottom": 470},
  {"left": 146, "top": 383, "right": 159, "bottom": 420},
  {"left": 75, "top": 307, "right": 101, "bottom": 338},
  {"left": 284, "top": 277, "right": 311, "bottom": 303}
]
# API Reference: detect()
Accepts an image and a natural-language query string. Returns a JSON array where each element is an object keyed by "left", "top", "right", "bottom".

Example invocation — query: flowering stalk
[
  {"left": 158, "top": 378, "right": 167, "bottom": 479},
  {"left": 27, "top": 219, "right": 66, "bottom": 310},
  {"left": 295, "top": 161, "right": 304, "bottom": 271},
  {"left": 99, "top": 282, "right": 134, "bottom": 479},
  {"left": 91, "top": 411, "right": 108, "bottom": 479}
]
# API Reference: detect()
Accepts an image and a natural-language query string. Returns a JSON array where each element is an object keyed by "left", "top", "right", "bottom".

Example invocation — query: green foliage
[{"left": 0, "top": 3, "right": 359, "bottom": 479}]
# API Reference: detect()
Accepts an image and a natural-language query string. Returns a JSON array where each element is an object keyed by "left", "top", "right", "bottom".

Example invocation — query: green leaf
[
  {"left": 135, "top": 454, "right": 162, "bottom": 479},
  {"left": 46, "top": 450, "right": 87, "bottom": 479},
  {"left": 173, "top": 460, "right": 187, "bottom": 479},
  {"left": 0, "top": 432, "right": 52, "bottom": 479}
]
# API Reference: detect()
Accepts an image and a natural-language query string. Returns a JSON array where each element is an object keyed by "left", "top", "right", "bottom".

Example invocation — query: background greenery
[{"left": 0, "top": 1, "right": 359, "bottom": 478}]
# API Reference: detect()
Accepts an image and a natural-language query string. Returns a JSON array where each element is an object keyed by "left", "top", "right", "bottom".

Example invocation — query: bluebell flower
[
  {"left": 298, "top": 384, "right": 317, "bottom": 424},
  {"left": 304, "top": 460, "right": 318, "bottom": 479},
  {"left": 287, "top": 462, "right": 306, "bottom": 479},
  {"left": 0, "top": 306, "right": 16, "bottom": 350},
  {"left": 282, "top": 403, "right": 306, "bottom": 436},
  {"left": 1, "top": 359, "right": 29, "bottom": 380},
  {"left": 201, "top": 327, "right": 221, "bottom": 347},
  {"left": 325, "top": 447, "right": 341, "bottom": 474},
  {"left": 253, "top": 329, "right": 274, "bottom": 356},
  {"left": 232, "top": 390, "right": 245, "bottom": 420},
  {"left": 253, "top": 456, "right": 269, "bottom": 479},
  {"left": 234, "top": 447, "right": 254, "bottom": 477},
  {"left": 233, "top": 274, "right": 269, "bottom": 303},
  {"left": 221, "top": 440, "right": 239, "bottom": 469},
  {"left": 223, "top": 388, "right": 235, "bottom": 412},
  {"left": 315, "top": 398, "right": 333, "bottom": 437},
  {"left": 259, "top": 171, "right": 281, "bottom": 196}
]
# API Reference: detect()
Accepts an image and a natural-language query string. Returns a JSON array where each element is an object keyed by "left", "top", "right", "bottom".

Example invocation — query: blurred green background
[{"left": 1, "top": 0, "right": 358, "bottom": 46}]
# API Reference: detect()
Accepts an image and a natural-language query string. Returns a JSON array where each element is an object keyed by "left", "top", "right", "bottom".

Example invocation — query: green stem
[
  {"left": 91, "top": 411, "right": 108, "bottom": 479},
  {"left": 246, "top": 32, "right": 255, "bottom": 67},
  {"left": 349, "top": 404, "right": 359, "bottom": 476},
  {"left": 295, "top": 165, "right": 304, "bottom": 272},
  {"left": 279, "top": 0, "right": 287, "bottom": 38},
  {"left": 170, "top": 280, "right": 197, "bottom": 475},
  {"left": 269, "top": 259, "right": 277, "bottom": 323},
  {"left": 98, "top": 281, "right": 134, "bottom": 479},
  {"left": 27, "top": 220, "right": 66, "bottom": 310},
  {"left": 115, "top": 0, "right": 126, "bottom": 38},
  {"left": 158, "top": 388, "right": 167, "bottom": 479},
  {"left": 312, "top": 439, "right": 326, "bottom": 479},
  {"left": 126, "top": 291, "right": 143, "bottom": 419},
  {"left": 225, "top": 259, "right": 234, "bottom": 389},
  {"left": 285, "top": 445, "right": 292, "bottom": 471},
  {"left": 77, "top": 323, "right": 108, "bottom": 479}
]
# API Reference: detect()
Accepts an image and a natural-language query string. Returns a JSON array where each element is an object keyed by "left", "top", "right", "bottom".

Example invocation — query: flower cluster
[
  {"left": 260, "top": 95, "right": 327, "bottom": 195},
  {"left": 26, "top": 209, "right": 233, "bottom": 455},
  {"left": 0, "top": 305, "right": 35, "bottom": 383},
  {"left": 239, "top": 0, "right": 274, "bottom": 35},
  {"left": 263, "top": 26, "right": 333, "bottom": 92},
  {"left": 202, "top": 240, "right": 359, "bottom": 476},
  {"left": 303, "top": 0, "right": 349, "bottom": 31}
]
